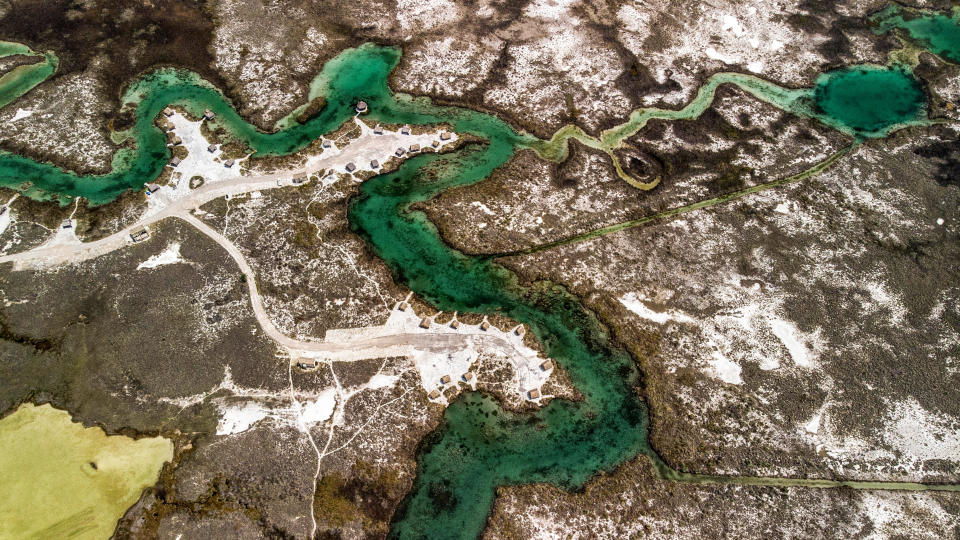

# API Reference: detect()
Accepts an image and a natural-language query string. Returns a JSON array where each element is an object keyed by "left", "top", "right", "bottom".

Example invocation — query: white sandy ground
[
  {"left": 620, "top": 291, "right": 695, "bottom": 325},
  {"left": 618, "top": 289, "right": 822, "bottom": 385},
  {"left": 796, "top": 395, "right": 960, "bottom": 479},
  {"left": 0, "top": 193, "right": 17, "bottom": 237},
  {"left": 318, "top": 300, "right": 552, "bottom": 405},
  {"left": 158, "top": 366, "right": 336, "bottom": 436},
  {"left": 0, "top": 112, "right": 552, "bottom": 406},
  {"left": 136, "top": 242, "right": 184, "bottom": 270},
  {"left": 0, "top": 112, "right": 547, "bottom": 538},
  {"left": 9, "top": 108, "right": 32, "bottom": 122},
  {"left": 0, "top": 114, "right": 456, "bottom": 270},
  {"left": 160, "top": 360, "right": 406, "bottom": 437},
  {"left": 147, "top": 112, "right": 451, "bottom": 216},
  {"left": 858, "top": 491, "right": 957, "bottom": 540}
]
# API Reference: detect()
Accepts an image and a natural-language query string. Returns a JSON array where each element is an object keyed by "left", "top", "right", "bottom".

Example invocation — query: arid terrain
[{"left": 1, "top": 0, "right": 959, "bottom": 538}]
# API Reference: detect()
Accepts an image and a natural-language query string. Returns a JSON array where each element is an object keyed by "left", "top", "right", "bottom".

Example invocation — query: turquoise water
[
  {"left": 0, "top": 43, "right": 58, "bottom": 113},
  {"left": 0, "top": 45, "right": 460, "bottom": 204},
  {"left": 872, "top": 4, "right": 960, "bottom": 63},
  {"left": 812, "top": 66, "right": 925, "bottom": 135},
  {"left": 0, "top": 32, "right": 949, "bottom": 538},
  {"left": 349, "top": 145, "right": 649, "bottom": 538}
]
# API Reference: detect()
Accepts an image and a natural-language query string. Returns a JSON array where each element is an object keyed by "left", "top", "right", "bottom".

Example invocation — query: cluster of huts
[
  {"left": 397, "top": 301, "right": 551, "bottom": 401},
  {"left": 129, "top": 227, "right": 150, "bottom": 243},
  {"left": 161, "top": 107, "right": 233, "bottom": 169}
]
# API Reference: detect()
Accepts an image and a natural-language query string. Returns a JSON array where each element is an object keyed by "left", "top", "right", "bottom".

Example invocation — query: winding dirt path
[
  {"left": 178, "top": 212, "right": 530, "bottom": 361},
  {"left": 0, "top": 130, "right": 536, "bottom": 365}
]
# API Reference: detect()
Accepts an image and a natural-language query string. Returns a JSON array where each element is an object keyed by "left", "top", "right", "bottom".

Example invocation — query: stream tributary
[{"left": 0, "top": 15, "right": 957, "bottom": 538}]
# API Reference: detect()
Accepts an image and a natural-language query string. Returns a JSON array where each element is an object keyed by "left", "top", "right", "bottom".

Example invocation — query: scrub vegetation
[{"left": 0, "top": 1, "right": 959, "bottom": 539}]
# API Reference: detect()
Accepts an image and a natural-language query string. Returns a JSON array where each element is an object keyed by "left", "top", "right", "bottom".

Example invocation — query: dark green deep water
[
  {"left": 812, "top": 66, "right": 925, "bottom": 135},
  {"left": 0, "top": 23, "right": 946, "bottom": 538}
]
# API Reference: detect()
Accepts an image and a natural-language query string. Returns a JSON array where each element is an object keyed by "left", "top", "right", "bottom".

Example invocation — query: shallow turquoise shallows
[
  {"left": 872, "top": 4, "right": 960, "bottom": 64},
  {"left": 0, "top": 32, "right": 942, "bottom": 538},
  {"left": 0, "top": 41, "right": 58, "bottom": 120}
]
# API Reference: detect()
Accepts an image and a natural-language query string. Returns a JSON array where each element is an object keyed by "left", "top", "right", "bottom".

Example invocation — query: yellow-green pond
[{"left": 0, "top": 403, "right": 172, "bottom": 540}]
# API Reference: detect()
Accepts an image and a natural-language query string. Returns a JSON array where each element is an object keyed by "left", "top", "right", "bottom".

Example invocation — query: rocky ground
[
  {"left": 1, "top": 0, "right": 959, "bottom": 538},
  {"left": 420, "top": 84, "right": 853, "bottom": 255},
  {"left": 0, "top": 0, "right": 930, "bottom": 171},
  {"left": 484, "top": 456, "right": 959, "bottom": 539},
  {"left": 1, "top": 169, "right": 568, "bottom": 538},
  {"left": 0, "top": 216, "right": 448, "bottom": 537},
  {"left": 197, "top": 175, "right": 405, "bottom": 338},
  {"left": 493, "top": 125, "right": 960, "bottom": 487}
]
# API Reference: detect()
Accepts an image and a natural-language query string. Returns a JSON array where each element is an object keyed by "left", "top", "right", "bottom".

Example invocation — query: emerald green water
[
  {"left": 350, "top": 149, "right": 650, "bottom": 537},
  {"left": 0, "top": 45, "right": 461, "bottom": 204},
  {"left": 872, "top": 4, "right": 960, "bottom": 64},
  {"left": 812, "top": 65, "right": 925, "bottom": 135},
  {"left": 531, "top": 66, "right": 925, "bottom": 176},
  {"left": 0, "top": 30, "right": 955, "bottom": 538}
]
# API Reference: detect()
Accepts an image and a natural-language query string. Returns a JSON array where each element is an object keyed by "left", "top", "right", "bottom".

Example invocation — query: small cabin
[
  {"left": 355, "top": 100, "right": 368, "bottom": 113},
  {"left": 145, "top": 183, "right": 161, "bottom": 195},
  {"left": 540, "top": 360, "right": 554, "bottom": 371},
  {"left": 207, "top": 144, "right": 217, "bottom": 153},
  {"left": 395, "top": 148, "right": 405, "bottom": 157},
  {"left": 169, "top": 157, "right": 182, "bottom": 167},
  {"left": 370, "top": 159, "right": 379, "bottom": 169},
  {"left": 440, "top": 132, "right": 452, "bottom": 141},
  {"left": 292, "top": 173, "right": 307, "bottom": 184},
  {"left": 345, "top": 162, "right": 356, "bottom": 172},
  {"left": 419, "top": 317, "right": 432, "bottom": 329},
  {"left": 203, "top": 109, "right": 215, "bottom": 120},
  {"left": 400, "top": 125, "right": 411, "bottom": 135},
  {"left": 398, "top": 301, "right": 409, "bottom": 311},
  {"left": 428, "top": 389, "right": 441, "bottom": 400},
  {"left": 449, "top": 319, "right": 460, "bottom": 329},
  {"left": 373, "top": 124, "right": 383, "bottom": 135},
  {"left": 163, "top": 107, "right": 175, "bottom": 117},
  {"left": 480, "top": 321, "right": 490, "bottom": 331},
  {"left": 409, "top": 144, "right": 420, "bottom": 153},
  {"left": 462, "top": 372, "right": 474, "bottom": 382},
  {"left": 297, "top": 360, "right": 317, "bottom": 370},
  {"left": 224, "top": 159, "right": 235, "bottom": 168},
  {"left": 130, "top": 228, "right": 149, "bottom": 242},
  {"left": 440, "top": 374, "right": 452, "bottom": 385},
  {"left": 527, "top": 389, "right": 541, "bottom": 399},
  {"left": 61, "top": 219, "right": 72, "bottom": 229},
  {"left": 321, "top": 139, "right": 332, "bottom": 148}
]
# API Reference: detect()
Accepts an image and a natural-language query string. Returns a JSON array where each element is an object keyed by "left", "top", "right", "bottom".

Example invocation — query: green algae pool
[
  {"left": 0, "top": 403, "right": 172, "bottom": 539},
  {"left": 0, "top": 35, "right": 949, "bottom": 538}
]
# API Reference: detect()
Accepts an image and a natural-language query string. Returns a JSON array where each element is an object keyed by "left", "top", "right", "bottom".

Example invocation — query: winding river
[{"left": 0, "top": 6, "right": 958, "bottom": 538}]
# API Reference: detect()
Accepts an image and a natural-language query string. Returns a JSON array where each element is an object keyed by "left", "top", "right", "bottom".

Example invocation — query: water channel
[
  {"left": 0, "top": 41, "right": 58, "bottom": 111},
  {"left": 0, "top": 7, "right": 957, "bottom": 538}
]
